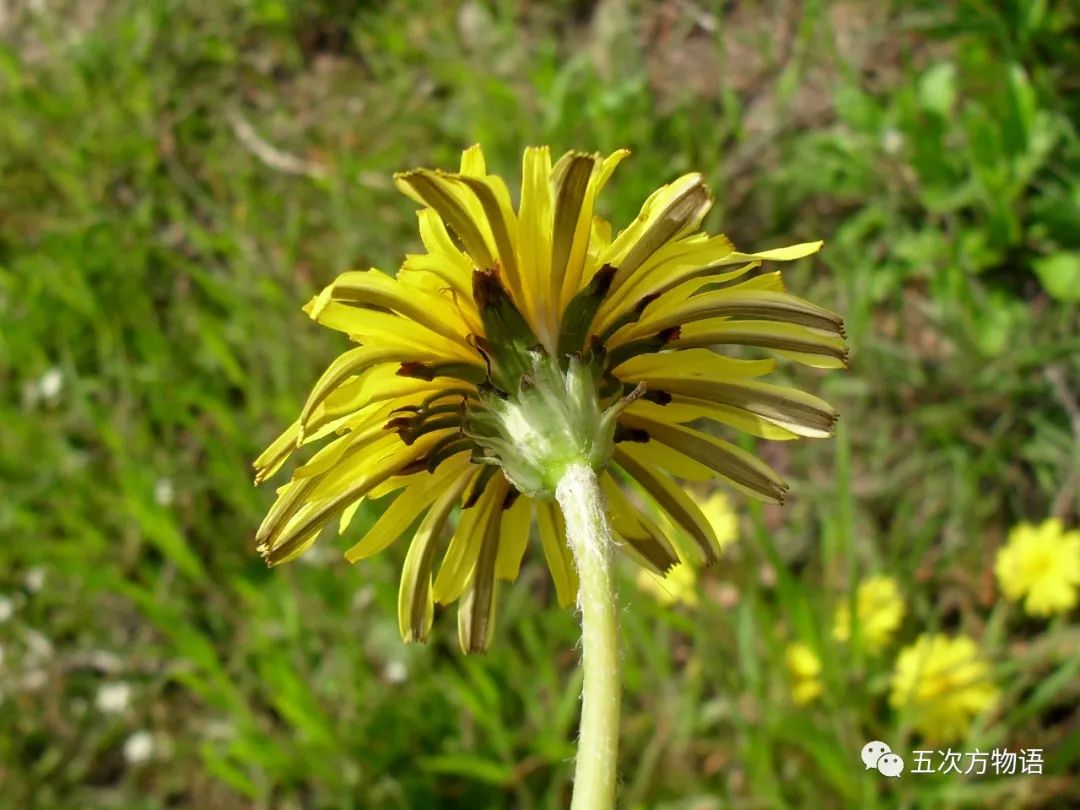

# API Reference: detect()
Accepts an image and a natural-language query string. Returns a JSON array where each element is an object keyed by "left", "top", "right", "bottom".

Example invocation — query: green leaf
[
  {"left": 1004, "top": 63, "right": 1036, "bottom": 156},
  {"left": 420, "top": 754, "right": 513, "bottom": 785},
  {"left": 918, "top": 63, "right": 956, "bottom": 117},
  {"left": 1033, "top": 252, "right": 1080, "bottom": 301}
]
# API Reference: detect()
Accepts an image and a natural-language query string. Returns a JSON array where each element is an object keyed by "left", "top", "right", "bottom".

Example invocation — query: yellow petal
[
  {"left": 673, "top": 321, "right": 849, "bottom": 368},
  {"left": 338, "top": 498, "right": 364, "bottom": 535},
  {"left": 614, "top": 349, "right": 775, "bottom": 381},
  {"left": 620, "top": 410, "right": 789, "bottom": 504},
  {"left": 494, "top": 494, "right": 534, "bottom": 581},
  {"left": 536, "top": 500, "right": 578, "bottom": 608},
  {"left": 394, "top": 170, "right": 496, "bottom": 269},
  {"left": 560, "top": 149, "right": 630, "bottom": 307},
  {"left": 588, "top": 216, "right": 613, "bottom": 263},
  {"left": 637, "top": 378, "right": 838, "bottom": 439},
  {"left": 454, "top": 173, "right": 523, "bottom": 302},
  {"left": 604, "top": 173, "right": 712, "bottom": 290},
  {"left": 254, "top": 420, "right": 302, "bottom": 483},
  {"left": 600, "top": 238, "right": 822, "bottom": 336},
  {"left": 408, "top": 208, "right": 474, "bottom": 296},
  {"left": 433, "top": 474, "right": 509, "bottom": 605},
  {"left": 344, "top": 453, "right": 473, "bottom": 561},
  {"left": 307, "top": 268, "right": 475, "bottom": 349},
  {"left": 459, "top": 143, "right": 486, "bottom": 176},
  {"left": 398, "top": 470, "right": 473, "bottom": 642},
  {"left": 714, "top": 241, "right": 823, "bottom": 265},
  {"left": 457, "top": 493, "right": 503, "bottom": 654},
  {"left": 549, "top": 153, "right": 598, "bottom": 338},
  {"left": 305, "top": 429, "right": 442, "bottom": 504},
  {"left": 600, "top": 473, "right": 679, "bottom": 573},
  {"left": 518, "top": 146, "right": 554, "bottom": 346},
  {"left": 612, "top": 263, "right": 763, "bottom": 326},
  {"left": 307, "top": 303, "right": 477, "bottom": 363},
  {"left": 615, "top": 289, "right": 845, "bottom": 346},
  {"left": 293, "top": 417, "right": 394, "bottom": 480},
  {"left": 297, "top": 346, "right": 446, "bottom": 432},
  {"left": 597, "top": 233, "right": 738, "bottom": 328},
  {"left": 639, "top": 398, "right": 801, "bottom": 440},
  {"left": 619, "top": 437, "right": 716, "bottom": 481},
  {"left": 614, "top": 446, "right": 723, "bottom": 564}
]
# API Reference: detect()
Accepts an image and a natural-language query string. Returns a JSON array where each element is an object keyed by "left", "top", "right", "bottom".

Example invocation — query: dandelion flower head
[
  {"left": 254, "top": 145, "right": 845, "bottom": 652},
  {"left": 832, "top": 575, "right": 905, "bottom": 652},
  {"left": 785, "top": 641, "right": 823, "bottom": 705},
  {"left": 995, "top": 518, "right": 1080, "bottom": 617},
  {"left": 889, "top": 633, "right": 998, "bottom": 743}
]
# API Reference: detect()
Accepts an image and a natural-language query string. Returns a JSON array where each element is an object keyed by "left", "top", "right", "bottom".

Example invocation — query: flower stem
[{"left": 556, "top": 461, "right": 621, "bottom": 810}]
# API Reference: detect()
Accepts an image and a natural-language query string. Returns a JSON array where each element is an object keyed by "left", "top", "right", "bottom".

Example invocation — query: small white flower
[
  {"left": 123, "top": 730, "right": 155, "bottom": 765},
  {"left": 0, "top": 596, "right": 13, "bottom": 623},
  {"left": 202, "top": 719, "right": 235, "bottom": 741},
  {"left": 21, "top": 670, "right": 47, "bottom": 690},
  {"left": 24, "top": 629, "right": 54, "bottom": 663},
  {"left": 38, "top": 369, "right": 63, "bottom": 401},
  {"left": 383, "top": 659, "right": 408, "bottom": 684},
  {"left": 154, "top": 478, "right": 175, "bottom": 507},
  {"left": 715, "top": 583, "right": 740, "bottom": 610},
  {"left": 25, "top": 567, "right": 45, "bottom": 593},
  {"left": 759, "top": 564, "right": 777, "bottom": 588},
  {"left": 96, "top": 682, "right": 132, "bottom": 714},
  {"left": 351, "top": 585, "right": 376, "bottom": 611},
  {"left": 881, "top": 128, "right": 904, "bottom": 156}
]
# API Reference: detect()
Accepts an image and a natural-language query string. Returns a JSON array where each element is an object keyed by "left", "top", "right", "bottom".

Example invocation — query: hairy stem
[{"left": 556, "top": 461, "right": 621, "bottom": 810}]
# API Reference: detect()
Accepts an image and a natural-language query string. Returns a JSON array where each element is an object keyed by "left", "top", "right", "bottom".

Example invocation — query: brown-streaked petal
[
  {"left": 297, "top": 346, "right": 440, "bottom": 434},
  {"left": 454, "top": 173, "right": 522, "bottom": 298},
  {"left": 641, "top": 378, "right": 838, "bottom": 439},
  {"left": 612, "top": 428, "right": 715, "bottom": 481},
  {"left": 610, "top": 174, "right": 712, "bottom": 289},
  {"left": 259, "top": 432, "right": 449, "bottom": 565},
  {"left": 614, "top": 447, "right": 724, "bottom": 565},
  {"left": 433, "top": 474, "right": 509, "bottom": 605},
  {"left": 550, "top": 154, "right": 597, "bottom": 320},
  {"left": 307, "top": 268, "right": 475, "bottom": 349},
  {"left": 457, "top": 489, "right": 505, "bottom": 654},
  {"left": 598, "top": 262, "right": 758, "bottom": 338},
  {"left": 619, "top": 412, "right": 789, "bottom": 504},
  {"left": 599, "top": 473, "right": 679, "bottom": 574},
  {"left": 619, "top": 289, "right": 846, "bottom": 346},
  {"left": 394, "top": 170, "right": 495, "bottom": 269},
  {"left": 613, "top": 349, "right": 775, "bottom": 382},
  {"left": 673, "top": 321, "right": 850, "bottom": 369},
  {"left": 345, "top": 453, "right": 473, "bottom": 562},
  {"left": 629, "top": 397, "right": 801, "bottom": 441},
  {"left": 398, "top": 470, "right": 473, "bottom": 643}
]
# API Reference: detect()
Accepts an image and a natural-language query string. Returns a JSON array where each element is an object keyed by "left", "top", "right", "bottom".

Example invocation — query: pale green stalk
[{"left": 556, "top": 461, "right": 621, "bottom": 810}]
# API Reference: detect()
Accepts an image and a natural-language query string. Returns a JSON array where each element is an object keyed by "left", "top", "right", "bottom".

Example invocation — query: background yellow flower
[
  {"left": 785, "top": 642, "right": 824, "bottom": 705},
  {"left": 636, "top": 562, "right": 698, "bottom": 607},
  {"left": 890, "top": 634, "right": 999, "bottom": 743},
  {"left": 636, "top": 489, "right": 737, "bottom": 607},
  {"left": 698, "top": 491, "right": 739, "bottom": 550},
  {"left": 832, "top": 575, "right": 905, "bottom": 652},
  {"left": 995, "top": 518, "right": 1080, "bottom": 617}
]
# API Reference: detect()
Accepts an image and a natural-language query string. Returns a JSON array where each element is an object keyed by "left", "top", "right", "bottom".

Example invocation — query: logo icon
[{"left": 861, "top": 741, "right": 905, "bottom": 778}]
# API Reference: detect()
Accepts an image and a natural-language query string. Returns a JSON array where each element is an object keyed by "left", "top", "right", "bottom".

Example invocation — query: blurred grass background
[{"left": 2, "top": 0, "right": 1079, "bottom": 807}]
